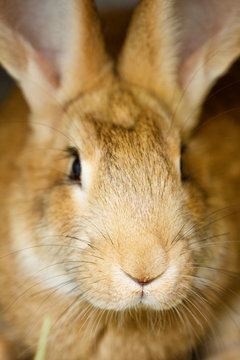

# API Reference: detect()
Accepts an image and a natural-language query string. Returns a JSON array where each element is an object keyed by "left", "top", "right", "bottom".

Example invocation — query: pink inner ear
[
  {"left": 178, "top": 49, "right": 200, "bottom": 90},
  {"left": 176, "top": 0, "right": 239, "bottom": 94},
  {"left": 177, "top": 0, "right": 235, "bottom": 71},
  {"left": 2, "top": 0, "right": 72, "bottom": 85},
  {"left": 34, "top": 52, "right": 60, "bottom": 88}
]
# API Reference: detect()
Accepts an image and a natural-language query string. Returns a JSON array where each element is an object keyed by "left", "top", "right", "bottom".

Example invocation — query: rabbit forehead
[
  {"left": 64, "top": 81, "right": 173, "bottom": 133},
  {"left": 65, "top": 82, "right": 179, "bottom": 157},
  {"left": 98, "top": 118, "right": 171, "bottom": 175},
  {"left": 86, "top": 119, "right": 180, "bottom": 214}
]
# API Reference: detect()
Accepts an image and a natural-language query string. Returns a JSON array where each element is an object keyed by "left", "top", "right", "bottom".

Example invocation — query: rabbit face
[{"left": 11, "top": 85, "right": 207, "bottom": 314}]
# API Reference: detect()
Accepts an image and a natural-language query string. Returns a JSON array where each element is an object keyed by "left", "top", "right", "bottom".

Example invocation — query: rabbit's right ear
[
  {"left": 119, "top": 0, "right": 240, "bottom": 135},
  {"left": 0, "top": 0, "right": 112, "bottom": 114}
]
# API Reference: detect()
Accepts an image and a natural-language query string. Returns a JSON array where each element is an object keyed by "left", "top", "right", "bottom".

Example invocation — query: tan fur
[{"left": 0, "top": 1, "right": 240, "bottom": 359}]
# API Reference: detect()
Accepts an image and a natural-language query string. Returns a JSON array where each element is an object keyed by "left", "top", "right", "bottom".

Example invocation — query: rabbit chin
[{"left": 81, "top": 265, "right": 192, "bottom": 312}]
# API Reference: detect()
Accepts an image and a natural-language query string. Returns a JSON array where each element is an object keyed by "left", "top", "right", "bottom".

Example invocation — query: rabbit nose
[
  {"left": 119, "top": 238, "right": 168, "bottom": 286},
  {"left": 123, "top": 271, "right": 163, "bottom": 286}
]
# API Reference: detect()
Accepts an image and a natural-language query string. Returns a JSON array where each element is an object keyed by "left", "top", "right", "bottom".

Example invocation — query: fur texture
[{"left": 0, "top": 1, "right": 240, "bottom": 359}]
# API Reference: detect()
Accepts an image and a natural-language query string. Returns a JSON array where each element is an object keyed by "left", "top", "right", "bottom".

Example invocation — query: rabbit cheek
[{"left": 14, "top": 184, "right": 89, "bottom": 292}]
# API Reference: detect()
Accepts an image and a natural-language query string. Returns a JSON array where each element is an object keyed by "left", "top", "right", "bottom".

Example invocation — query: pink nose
[{"left": 123, "top": 271, "right": 162, "bottom": 286}]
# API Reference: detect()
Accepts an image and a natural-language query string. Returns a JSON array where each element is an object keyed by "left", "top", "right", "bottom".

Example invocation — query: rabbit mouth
[{"left": 81, "top": 263, "right": 193, "bottom": 312}]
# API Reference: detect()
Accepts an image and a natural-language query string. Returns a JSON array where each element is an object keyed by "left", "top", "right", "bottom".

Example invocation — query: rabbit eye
[
  {"left": 70, "top": 157, "right": 81, "bottom": 181},
  {"left": 66, "top": 147, "right": 81, "bottom": 183},
  {"left": 180, "top": 145, "right": 189, "bottom": 182}
]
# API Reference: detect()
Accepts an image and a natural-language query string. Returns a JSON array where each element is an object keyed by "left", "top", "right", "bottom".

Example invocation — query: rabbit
[{"left": 0, "top": 0, "right": 240, "bottom": 359}]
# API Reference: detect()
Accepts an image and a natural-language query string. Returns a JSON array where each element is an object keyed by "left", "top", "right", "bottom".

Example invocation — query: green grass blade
[{"left": 34, "top": 316, "right": 51, "bottom": 360}]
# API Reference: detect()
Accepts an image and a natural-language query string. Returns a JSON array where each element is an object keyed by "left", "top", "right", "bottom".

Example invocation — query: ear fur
[
  {"left": 118, "top": 0, "right": 240, "bottom": 134},
  {"left": 0, "top": 0, "right": 112, "bottom": 114}
]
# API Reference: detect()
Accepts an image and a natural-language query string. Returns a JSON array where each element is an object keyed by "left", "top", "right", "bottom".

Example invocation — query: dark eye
[
  {"left": 180, "top": 144, "right": 189, "bottom": 182},
  {"left": 66, "top": 147, "right": 81, "bottom": 183},
  {"left": 70, "top": 157, "right": 81, "bottom": 181}
]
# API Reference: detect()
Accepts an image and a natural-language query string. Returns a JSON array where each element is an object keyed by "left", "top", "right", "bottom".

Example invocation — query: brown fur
[{"left": 0, "top": 1, "right": 240, "bottom": 359}]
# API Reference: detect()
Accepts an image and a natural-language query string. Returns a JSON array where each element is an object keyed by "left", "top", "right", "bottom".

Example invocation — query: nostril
[{"left": 123, "top": 271, "right": 162, "bottom": 286}]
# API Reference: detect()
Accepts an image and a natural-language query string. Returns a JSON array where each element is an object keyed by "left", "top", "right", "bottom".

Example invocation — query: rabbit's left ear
[
  {"left": 0, "top": 0, "right": 111, "bottom": 113},
  {"left": 119, "top": 0, "right": 240, "bottom": 133}
]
